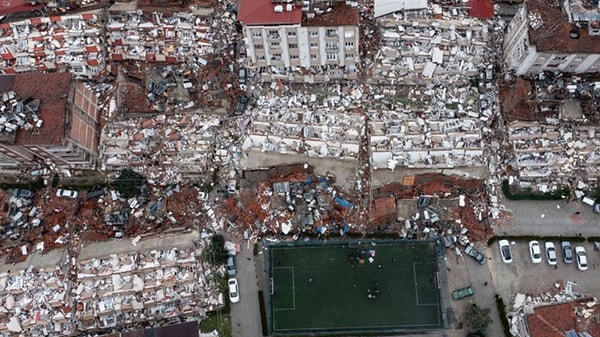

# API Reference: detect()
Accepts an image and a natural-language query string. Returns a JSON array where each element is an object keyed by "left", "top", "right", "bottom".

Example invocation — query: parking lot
[{"left": 489, "top": 239, "right": 600, "bottom": 303}]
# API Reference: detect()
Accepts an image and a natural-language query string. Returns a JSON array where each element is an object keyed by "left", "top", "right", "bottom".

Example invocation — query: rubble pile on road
[{"left": 375, "top": 173, "right": 491, "bottom": 242}]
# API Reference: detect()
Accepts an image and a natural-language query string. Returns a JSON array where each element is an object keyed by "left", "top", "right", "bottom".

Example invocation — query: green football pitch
[{"left": 266, "top": 240, "right": 444, "bottom": 335}]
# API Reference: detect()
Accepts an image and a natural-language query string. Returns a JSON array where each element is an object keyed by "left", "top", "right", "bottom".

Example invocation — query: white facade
[
  {"left": 504, "top": 4, "right": 600, "bottom": 75},
  {"left": 244, "top": 25, "right": 359, "bottom": 72}
]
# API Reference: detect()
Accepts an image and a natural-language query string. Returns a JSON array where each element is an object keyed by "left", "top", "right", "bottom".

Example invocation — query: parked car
[
  {"left": 561, "top": 241, "right": 573, "bottom": 264},
  {"left": 11, "top": 189, "right": 35, "bottom": 199},
  {"left": 529, "top": 240, "right": 542, "bottom": 264},
  {"left": 499, "top": 240, "right": 512, "bottom": 263},
  {"left": 56, "top": 189, "right": 79, "bottom": 199},
  {"left": 545, "top": 242, "right": 557, "bottom": 265},
  {"left": 575, "top": 246, "right": 588, "bottom": 271},
  {"left": 228, "top": 278, "right": 240, "bottom": 303},
  {"left": 451, "top": 286, "right": 474, "bottom": 300},
  {"left": 226, "top": 254, "right": 236, "bottom": 276},
  {"left": 86, "top": 188, "right": 106, "bottom": 200},
  {"left": 581, "top": 195, "right": 600, "bottom": 213},
  {"left": 464, "top": 245, "right": 486, "bottom": 265},
  {"left": 239, "top": 67, "right": 247, "bottom": 85}
]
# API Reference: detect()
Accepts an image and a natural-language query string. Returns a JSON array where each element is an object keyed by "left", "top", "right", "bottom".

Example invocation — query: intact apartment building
[
  {"left": 238, "top": 0, "right": 360, "bottom": 81},
  {"left": 504, "top": 0, "right": 600, "bottom": 75},
  {"left": 0, "top": 73, "right": 102, "bottom": 169}
]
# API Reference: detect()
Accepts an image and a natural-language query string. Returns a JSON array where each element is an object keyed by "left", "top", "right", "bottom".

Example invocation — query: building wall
[
  {"left": 244, "top": 25, "right": 359, "bottom": 70},
  {"left": 71, "top": 82, "right": 101, "bottom": 155},
  {"left": 504, "top": 5, "right": 600, "bottom": 75}
]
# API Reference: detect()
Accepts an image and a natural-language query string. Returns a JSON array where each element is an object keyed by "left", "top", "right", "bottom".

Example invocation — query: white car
[
  {"left": 228, "top": 278, "right": 240, "bottom": 303},
  {"left": 575, "top": 246, "right": 588, "bottom": 271},
  {"left": 545, "top": 242, "right": 557, "bottom": 265},
  {"left": 499, "top": 240, "right": 512, "bottom": 264},
  {"left": 56, "top": 189, "right": 79, "bottom": 199},
  {"left": 529, "top": 241, "right": 542, "bottom": 264}
]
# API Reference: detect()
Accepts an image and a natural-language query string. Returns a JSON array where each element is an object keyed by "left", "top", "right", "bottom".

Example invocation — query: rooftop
[
  {"left": 302, "top": 2, "right": 359, "bottom": 27},
  {"left": 238, "top": 0, "right": 302, "bottom": 25},
  {"left": 527, "top": 300, "right": 600, "bottom": 337},
  {"left": 527, "top": 0, "right": 600, "bottom": 53},
  {"left": 0, "top": 0, "right": 44, "bottom": 16},
  {"left": 5, "top": 73, "right": 72, "bottom": 146}
]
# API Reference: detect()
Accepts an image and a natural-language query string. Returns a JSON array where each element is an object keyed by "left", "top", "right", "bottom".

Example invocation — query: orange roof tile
[{"left": 238, "top": 0, "right": 302, "bottom": 25}]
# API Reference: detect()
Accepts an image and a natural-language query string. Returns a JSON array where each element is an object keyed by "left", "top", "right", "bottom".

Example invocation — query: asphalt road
[{"left": 230, "top": 240, "right": 263, "bottom": 337}]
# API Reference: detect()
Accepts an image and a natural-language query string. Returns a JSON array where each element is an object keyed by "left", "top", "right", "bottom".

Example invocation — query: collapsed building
[{"left": 0, "top": 10, "right": 105, "bottom": 78}]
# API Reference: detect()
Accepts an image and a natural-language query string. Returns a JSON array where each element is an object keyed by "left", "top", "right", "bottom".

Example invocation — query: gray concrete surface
[
  {"left": 231, "top": 240, "right": 263, "bottom": 337},
  {"left": 78, "top": 229, "right": 199, "bottom": 260},
  {"left": 495, "top": 198, "right": 599, "bottom": 237}
]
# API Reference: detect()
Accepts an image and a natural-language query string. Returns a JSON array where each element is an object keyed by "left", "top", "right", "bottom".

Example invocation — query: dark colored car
[
  {"left": 11, "top": 189, "right": 35, "bottom": 198},
  {"left": 465, "top": 245, "right": 486, "bottom": 265},
  {"left": 452, "top": 286, "right": 474, "bottom": 300},
  {"left": 561, "top": 241, "right": 573, "bottom": 263}
]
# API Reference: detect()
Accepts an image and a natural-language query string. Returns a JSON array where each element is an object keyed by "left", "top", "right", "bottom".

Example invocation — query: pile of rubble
[
  {"left": 0, "top": 91, "right": 42, "bottom": 138},
  {"left": 100, "top": 113, "right": 230, "bottom": 184},
  {"left": 502, "top": 74, "right": 600, "bottom": 192},
  {"left": 0, "top": 236, "right": 223, "bottom": 336}
]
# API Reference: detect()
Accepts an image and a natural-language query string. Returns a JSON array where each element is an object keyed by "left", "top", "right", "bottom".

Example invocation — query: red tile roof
[
  {"left": 2, "top": 73, "right": 73, "bottom": 146},
  {"left": 238, "top": 0, "right": 302, "bottom": 25},
  {"left": 528, "top": 0, "right": 600, "bottom": 53},
  {"left": 0, "top": 0, "right": 44, "bottom": 15},
  {"left": 468, "top": 0, "right": 494, "bottom": 19},
  {"left": 527, "top": 300, "right": 600, "bottom": 337}
]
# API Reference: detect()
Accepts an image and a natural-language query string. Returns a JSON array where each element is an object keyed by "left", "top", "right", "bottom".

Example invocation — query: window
[
  {"left": 257, "top": 55, "right": 265, "bottom": 60},
  {"left": 288, "top": 43, "right": 298, "bottom": 49},
  {"left": 252, "top": 31, "right": 262, "bottom": 38},
  {"left": 344, "top": 31, "right": 354, "bottom": 38},
  {"left": 532, "top": 63, "right": 542, "bottom": 67},
  {"left": 326, "top": 53, "right": 338, "bottom": 60},
  {"left": 326, "top": 29, "right": 337, "bottom": 36},
  {"left": 268, "top": 30, "right": 278, "bottom": 35},
  {"left": 345, "top": 42, "right": 354, "bottom": 48},
  {"left": 290, "top": 54, "right": 299, "bottom": 59},
  {"left": 254, "top": 44, "right": 263, "bottom": 49},
  {"left": 325, "top": 41, "right": 338, "bottom": 49},
  {"left": 310, "top": 30, "right": 318, "bottom": 37},
  {"left": 310, "top": 42, "right": 318, "bottom": 48},
  {"left": 287, "top": 31, "right": 296, "bottom": 37},
  {"left": 310, "top": 54, "right": 317, "bottom": 59},
  {"left": 346, "top": 54, "right": 354, "bottom": 59},
  {"left": 272, "top": 53, "right": 281, "bottom": 60},
  {"left": 270, "top": 42, "right": 280, "bottom": 48},
  {"left": 553, "top": 55, "right": 566, "bottom": 61}
]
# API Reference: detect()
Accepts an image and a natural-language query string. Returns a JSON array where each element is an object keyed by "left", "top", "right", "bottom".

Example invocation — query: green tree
[
  {"left": 465, "top": 302, "right": 493, "bottom": 336},
  {"left": 112, "top": 169, "right": 146, "bottom": 198},
  {"left": 204, "top": 234, "right": 227, "bottom": 265}
]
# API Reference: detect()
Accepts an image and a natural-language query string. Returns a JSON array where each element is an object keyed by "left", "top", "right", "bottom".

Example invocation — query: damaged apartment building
[
  {"left": 501, "top": 0, "right": 600, "bottom": 188},
  {"left": 503, "top": 0, "right": 600, "bottom": 75},
  {"left": 238, "top": 0, "right": 360, "bottom": 82},
  {"left": 0, "top": 9, "right": 105, "bottom": 78},
  {"left": 106, "top": 0, "right": 215, "bottom": 65},
  {"left": 0, "top": 73, "right": 105, "bottom": 170}
]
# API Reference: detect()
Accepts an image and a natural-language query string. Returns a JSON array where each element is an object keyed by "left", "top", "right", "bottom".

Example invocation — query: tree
[
  {"left": 112, "top": 169, "right": 146, "bottom": 198},
  {"left": 465, "top": 302, "right": 493, "bottom": 336},
  {"left": 204, "top": 234, "right": 227, "bottom": 266}
]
